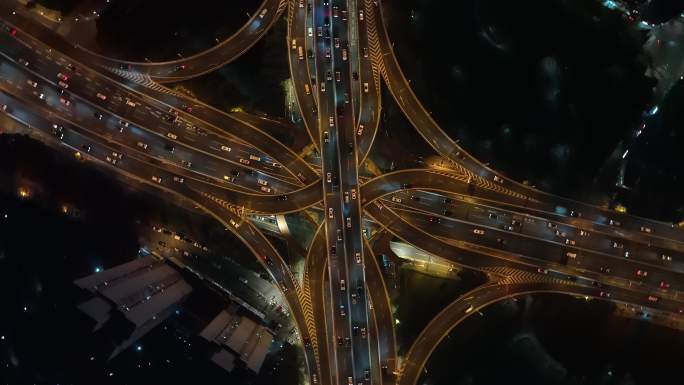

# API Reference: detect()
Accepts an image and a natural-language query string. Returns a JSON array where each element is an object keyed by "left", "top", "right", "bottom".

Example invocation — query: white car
[
  {"left": 391, "top": 196, "right": 402, "bottom": 203},
  {"left": 363, "top": 82, "right": 369, "bottom": 93},
  {"left": 329, "top": 116, "right": 334, "bottom": 127},
  {"left": 57, "top": 80, "right": 68, "bottom": 89},
  {"left": 259, "top": 8, "right": 268, "bottom": 18},
  {"left": 326, "top": 172, "right": 332, "bottom": 183},
  {"left": 167, "top": 132, "right": 178, "bottom": 140},
  {"left": 26, "top": 79, "right": 38, "bottom": 88},
  {"left": 346, "top": 217, "right": 351, "bottom": 228},
  {"left": 328, "top": 207, "right": 334, "bottom": 219},
  {"left": 96, "top": 93, "right": 107, "bottom": 101},
  {"left": 308, "top": 27, "right": 313, "bottom": 37},
  {"left": 173, "top": 176, "right": 184, "bottom": 184},
  {"left": 357, "top": 124, "right": 364, "bottom": 136},
  {"left": 239, "top": 158, "right": 250, "bottom": 165},
  {"left": 137, "top": 141, "right": 148, "bottom": 149},
  {"left": 151, "top": 176, "right": 162, "bottom": 184},
  {"left": 351, "top": 188, "right": 357, "bottom": 199},
  {"left": 473, "top": 229, "right": 485, "bottom": 235},
  {"left": 355, "top": 252, "right": 361, "bottom": 264},
  {"left": 493, "top": 175, "right": 504, "bottom": 183},
  {"left": 260, "top": 186, "right": 272, "bottom": 193},
  {"left": 220, "top": 145, "right": 231, "bottom": 152}
]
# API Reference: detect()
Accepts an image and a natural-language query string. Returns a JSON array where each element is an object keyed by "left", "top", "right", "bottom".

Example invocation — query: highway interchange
[{"left": 1, "top": 1, "right": 684, "bottom": 385}]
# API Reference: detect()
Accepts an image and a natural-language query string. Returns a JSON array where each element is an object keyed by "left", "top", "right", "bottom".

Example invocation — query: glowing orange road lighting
[{"left": 18, "top": 188, "right": 30, "bottom": 198}]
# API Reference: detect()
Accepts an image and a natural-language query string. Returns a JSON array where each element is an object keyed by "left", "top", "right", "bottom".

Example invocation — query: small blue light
[
  {"left": 95, "top": 267, "right": 102, "bottom": 273},
  {"left": 649, "top": 106, "right": 658, "bottom": 115},
  {"left": 175, "top": 309, "right": 181, "bottom": 315},
  {"left": 136, "top": 345, "right": 143, "bottom": 352}
]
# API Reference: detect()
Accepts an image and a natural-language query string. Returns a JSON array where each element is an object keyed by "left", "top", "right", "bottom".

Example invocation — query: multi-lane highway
[{"left": 2, "top": 2, "right": 684, "bottom": 385}]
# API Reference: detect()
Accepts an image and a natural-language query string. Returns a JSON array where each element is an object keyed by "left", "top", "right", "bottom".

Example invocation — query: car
[
  {"left": 324, "top": 131, "right": 329, "bottom": 143},
  {"left": 167, "top": 132, "right": 178, "bottom": 140},
  {"left": 391, "top": 196, "right": 402, "bottom": 203},
  {"left": 326, "top": 70, "right": 332, "bottom": 81},
  {"left": 81, "top": 144, "right": 91, "bottom": 153},
  {"left": 181, "top": 160, "right": 192, "bottom": 168},
  {"left": 344, "top": 191, "right": 350, "bottom": 203},
  {"left": 175, "top": 64, "right": 186, "bottom": 71},
  {"left": 648, "top": 295, "right": 659, "bottom": 303},
  {"left": 65, "top": 63, "right": 76, "bottom": 71},
  {"left": 26, "top": 79, "right": 38, "bottom": 88},
  {"left": 239, "top": 158, "right": 250, "bottom": 165},
  {"left": 340, "top": 279, "right": 346, "bottom": 291},
  {"left": 259, "top": 8, "right": 268, "bottom": 18},
  {"left": 338, "top": 337, "right": 343, "bottom": 346},
  {"left": 151, "top": 176, "right": 162, "bottom": 184},
  {"left": 566, "top": 252, "right": 577, "bottom": 259},
  {"left": 335, "top": 71, "right": 341, "bottom": 82},
  {"left": 334, "top": 38, "right": 340, "bottom": 48},
  {"left": 624, "top": 251, "right": 630, "bottom": 258},
  {"left": 164, "top": 143, "right": 175, "bottom": 153},
  {"left": 473, "top": 229, "right": 485, "bottom": 235},
  {"left": 363, "top": 82, "right": 369, "bottom": 93},
  {"left": 352, "top": 71, "right": 358, "bottom": 81},
  {"left": 317, "top": 27, "right": 322, "bottom": 37},
  {"left": 565, "top": 239, "right": 576, "bottom": 245},
  {"left": 342, "top": 48, "right": 348, "bottom": 60},
  {"left": 220, "top": 145, "right": 231, "bottom": 152},
  {"left": 57, "top": 80, "right": 68, "bottom": 89},
  {"left": 600, "top": 266, "right": 611, "bottom": 273},
  {"left": 18, "top": 58, "right": 29, "bottom": 66},
  {"left": 351, "top": 188, "right": 357, "bottom": 200},
  {"left": 579, "top": 230, "right": 589, "bottom": 236},
  {"left": 325, "top": 47, "right": 331, "bottom": 58},
  {"left": 636, "top": 269, "right": 648, "bottom": 277},
  {"left": 105, "top": 156, "right": 117, "bottom": 165},
  {"left": 173, "top": 176, "right": 185, "bottom": 184},
  {"left": 357, "top": 124, "right": 364, "bottom": 135},
  {"left": 326, "top": 172, "right": 332, "bottom": 183},
  {"left": 537, "top": 267, "right": 548, "bottom": 274},
  {"left": 428, "top": 216, "right": 441, "bottom": 224},
  {"left": 125, "top": 99, "right": 137, "bottom": 107},
  {"left": 340, "top": 304, "right": 346, "bottom": 317},
  {"left": 279, "top": 281, "right": 288, "bottom": 292},
  {"left": 57, "top": 72, "right": 69, "bottom": 81},
  {"left": 660, "top": 281, "right": 670, "bottom": 289},
  {"left": 599, "top": 291, "right": 611, "bottom": 298},
  {"left": 640, "top": 226, "right": 652, "bottom": 233},
  {"left": 609, "top": 219, "right": 621, "bottom": 227},
  {"left": 331, "top": 245, "right": 336, "bottom": 255},
  {"left": 260, "top": 186, "right": 272, "bottom": 193},
  {"left": 329, "top": 116, "right": 334, "bottom": 127},
  {"left": 95, "top": 92, "right": 107, "bottom": 101},
  {"left": 93, "top": 112, "right": 103, "bottom": 120},
  {"left": 38, "top": 93, "right": 45, "bottom": 100},
  {"left": 493, "top": 175, "right": 504, "bottom": 183},
  {"left": 328, "top": 207, "right": 334, "bottom": 219},
  {"left": 264, "top": 256, "right": 273, "bottom": 266},
  {"left": 359, "top": 10, "right": 364, "bottom": 20},
  {"left": 59, "top": 97, "right": 71, "bottom": 106},
  {"left": 346, "top": 217, "right": 351, "bottom": 228},
  {"left": 347, "top": 377, "right": 352, "bottom": 385},
  {"left": 137, "top": 141, "right": 148, "bottom": 149},
  {"left": 612, "top": 241, "right": 623, "bottom": 249},
  {"left": 119, "top": 120, "right": 129, "bottom": 128},
  {"left": 360, "top": 327, "right": 366, "bottom": 338},
  {"left": 308, "top": 27, "right": 313, "bottom": 37},
  {"left": 1, "top": 104, "right": 7, "bottom": 112},
  {"left": 320, "top": 81, "right": 326, "bottom": 92},
  {"left": 363, "top": 47, "right": 369, "bottom": 57},
  {"left": 661, "top": 254, "right": 672, "bottom": 261},
  {"left": 355, "top": 252, "right": 361, "bottom": 264},
  {"left": 223, "top": 175, "right": 234, "bottom": 182},
  {"left": 344, "top": 92, "right": 350, "bottom": 104}
]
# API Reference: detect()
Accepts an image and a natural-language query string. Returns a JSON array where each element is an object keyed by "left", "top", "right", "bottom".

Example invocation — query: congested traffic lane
[
  {"left": 0, "top": 86, "right": 327, "bottom": 214},
  {"left": 383, "top": 189, "right": 684, "bottom": 274},
  {"left": 0, "top": 31, "right": 304, "bottom": 189},
  {"left": 0, "top": 57, "right": 303, "bottom": 195},
  {"left": 389, "top": 204, "right": 684, "bottom": 296},
  {"left": 312, "top": 0, "right": 358, "bottom": 383},
  {"left": 0, "top": 15, "right": 320, "bottom": 187}
]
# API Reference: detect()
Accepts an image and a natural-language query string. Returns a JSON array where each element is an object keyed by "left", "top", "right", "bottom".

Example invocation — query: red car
[
  {"left": 660, "top": 281, "right": 670, "bottom": 289},
  {"left": 636, "top": 269, "right": 648, "bottom": 277}
]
